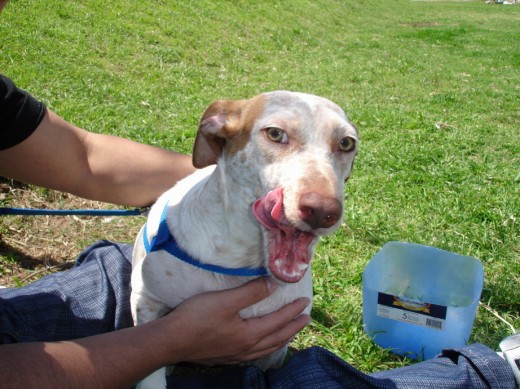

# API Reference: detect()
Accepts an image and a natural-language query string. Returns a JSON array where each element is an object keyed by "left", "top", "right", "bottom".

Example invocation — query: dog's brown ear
[{"left": 192, "top": 99, "right": 246, "bottom": 168}]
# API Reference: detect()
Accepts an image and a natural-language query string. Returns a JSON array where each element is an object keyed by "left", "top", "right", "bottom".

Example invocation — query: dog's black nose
[{"left": 298, "top": 192, "right": 342, "bottom": 229}]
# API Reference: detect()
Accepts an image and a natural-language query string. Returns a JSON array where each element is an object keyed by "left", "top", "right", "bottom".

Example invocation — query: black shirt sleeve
[{"left": 0, "top": 74, "right": 47, "bottom": 150}]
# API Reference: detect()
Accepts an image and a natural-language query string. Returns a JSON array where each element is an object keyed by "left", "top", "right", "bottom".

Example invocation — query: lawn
[{"left": 0, "top": 0, "right": 518, "bottom": 373}]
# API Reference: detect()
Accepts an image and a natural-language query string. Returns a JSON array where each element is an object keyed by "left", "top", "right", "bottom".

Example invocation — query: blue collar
[{"left": 143, "top": 204, "right": 268, "bottom": 277}]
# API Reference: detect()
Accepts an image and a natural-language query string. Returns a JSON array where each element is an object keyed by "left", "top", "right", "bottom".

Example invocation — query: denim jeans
[{"left": 0, "top": 240, "right": 515, "bottom": 388}]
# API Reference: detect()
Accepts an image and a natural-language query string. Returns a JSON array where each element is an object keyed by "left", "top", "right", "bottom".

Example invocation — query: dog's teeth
[{"left": 298, "top": 263, "right": 309, "bottom": 271}]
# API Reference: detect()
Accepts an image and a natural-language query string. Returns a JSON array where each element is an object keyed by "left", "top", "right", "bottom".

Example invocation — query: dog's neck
[{"left": 167, "top": 164, "right": 265, "bottom": 270}]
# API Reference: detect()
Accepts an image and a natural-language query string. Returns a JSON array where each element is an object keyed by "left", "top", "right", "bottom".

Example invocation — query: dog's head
[{"left": 193, "top": 91, "right": 358, "bottom": 283}]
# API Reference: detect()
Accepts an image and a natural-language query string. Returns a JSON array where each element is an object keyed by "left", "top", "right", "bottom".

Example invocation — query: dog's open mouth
[{"left": 252, "top": 188, "right": 315, "bottom": 283}]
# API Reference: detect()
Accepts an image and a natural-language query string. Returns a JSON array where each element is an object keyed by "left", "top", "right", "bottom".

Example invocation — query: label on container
[{"left": 377, "top": 292, "right": 447, "bottom": 330}]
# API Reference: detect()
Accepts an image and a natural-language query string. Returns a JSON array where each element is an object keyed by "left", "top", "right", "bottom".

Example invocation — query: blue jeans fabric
[
  {"left": 169, "top": 344, "right": 515, "bottom": 389},
  {"left": 0, "top": 241, "right": 515, "bottom": 388},
  {"left": 0, "top": 240, "right": 134, "bottom": 343}
]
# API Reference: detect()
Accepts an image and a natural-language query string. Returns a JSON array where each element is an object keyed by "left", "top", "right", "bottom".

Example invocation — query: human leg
[
  {"left": 370, "top": 343, "right": 516, "bottom": 389},
  {"left": 0, "top": 240, "right": 134, "bottom": 344},
  {"left": 168, "top": 344, "right": 516, "bottom": 388}
]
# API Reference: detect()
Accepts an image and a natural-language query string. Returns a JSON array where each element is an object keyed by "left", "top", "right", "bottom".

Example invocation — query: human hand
[{"left": 160, "top": 277, "right": 311, "bottom": 365}]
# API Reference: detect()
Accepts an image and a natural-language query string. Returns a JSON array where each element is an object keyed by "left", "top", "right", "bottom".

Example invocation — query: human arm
[
  {"left": 0, "top": 109, "right": 196, "bottom": 207},
  {"left": 0, "top": 278, "right": 311, "bottom": 389}
]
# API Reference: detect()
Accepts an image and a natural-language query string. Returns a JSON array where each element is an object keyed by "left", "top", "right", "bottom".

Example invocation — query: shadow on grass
[
  {"left": 0, "top": 240, "right": 75, "bottom": 286},
  {"left": 311, "top": 305, "right": 337, "bottom": 328},
  {"left": 0, "top": 240, "right": 72, "bottom": 269}
]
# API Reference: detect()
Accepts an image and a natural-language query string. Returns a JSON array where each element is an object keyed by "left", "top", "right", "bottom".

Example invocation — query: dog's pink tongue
[
  {"left": 252, "top": 188, "right": 314, "bottom": 283},
  {"left": 252, "top": 188, "right": 286, "bottom": 228}
]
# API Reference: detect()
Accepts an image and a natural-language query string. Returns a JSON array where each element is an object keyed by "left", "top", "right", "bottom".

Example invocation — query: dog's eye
[
  {"left": 339, "top": 137, "right": 356, "bottom": 152},
  {"left": 265, "top": 127, "right": 288, "bottom": 144}
]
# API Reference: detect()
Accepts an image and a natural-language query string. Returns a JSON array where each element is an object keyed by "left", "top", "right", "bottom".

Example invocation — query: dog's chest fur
[{"left": 131, "top": 165, "right": 313, "bottom": 319}]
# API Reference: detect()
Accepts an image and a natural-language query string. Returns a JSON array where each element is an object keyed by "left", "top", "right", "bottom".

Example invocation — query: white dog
[{"left": 131, "top": 91, "right": 358, "bottom": 388}]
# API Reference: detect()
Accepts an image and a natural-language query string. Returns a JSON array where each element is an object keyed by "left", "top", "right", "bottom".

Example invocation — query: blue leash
[
  {"left": 0, "top": 207, "right": 147, "bottom": 216},
  {"left": 3, "top": 204, "right": 268, "bottom": 276}
]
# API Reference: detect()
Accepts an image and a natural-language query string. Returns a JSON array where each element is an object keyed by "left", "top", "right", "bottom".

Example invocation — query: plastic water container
[{"left": 362, "top": 241, "right": 484, "bottom": 360}]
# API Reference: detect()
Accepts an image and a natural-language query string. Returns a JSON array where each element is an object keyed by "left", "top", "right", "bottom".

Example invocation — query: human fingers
[
  {"left": 217, "top": 299, "right": 310, "bottom": 363},
  {"left": 219, "top": 277, "right": 279, "bottom": 312},
  {"left": 244, "top": 296, "right": 311, "bottom": 339},
  {"left": 175, "top": 296, "right": 310, "bottom": 365},
  {"left": 245, "top": 305, "right": 311, "bottom": 351},
  {"left": 195, "top": 312, "right": 311, "bottom": 366},
  {"left": 239, "top": 313, "right": 311, "bottom": 361}
]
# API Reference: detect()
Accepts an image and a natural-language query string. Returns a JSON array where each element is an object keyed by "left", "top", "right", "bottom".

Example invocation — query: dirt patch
[{"left": 0, "top": 179, "right": 144, "bottom": 287}]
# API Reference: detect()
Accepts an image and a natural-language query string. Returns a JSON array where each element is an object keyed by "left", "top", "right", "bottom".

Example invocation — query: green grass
[{"left": 1, "top": 0, "right": 518, "bottom": 373}]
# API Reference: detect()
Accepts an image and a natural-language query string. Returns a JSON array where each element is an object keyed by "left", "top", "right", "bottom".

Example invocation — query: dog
[{"left": 130, "top": 90, "right": 358, "bottom": 388}]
